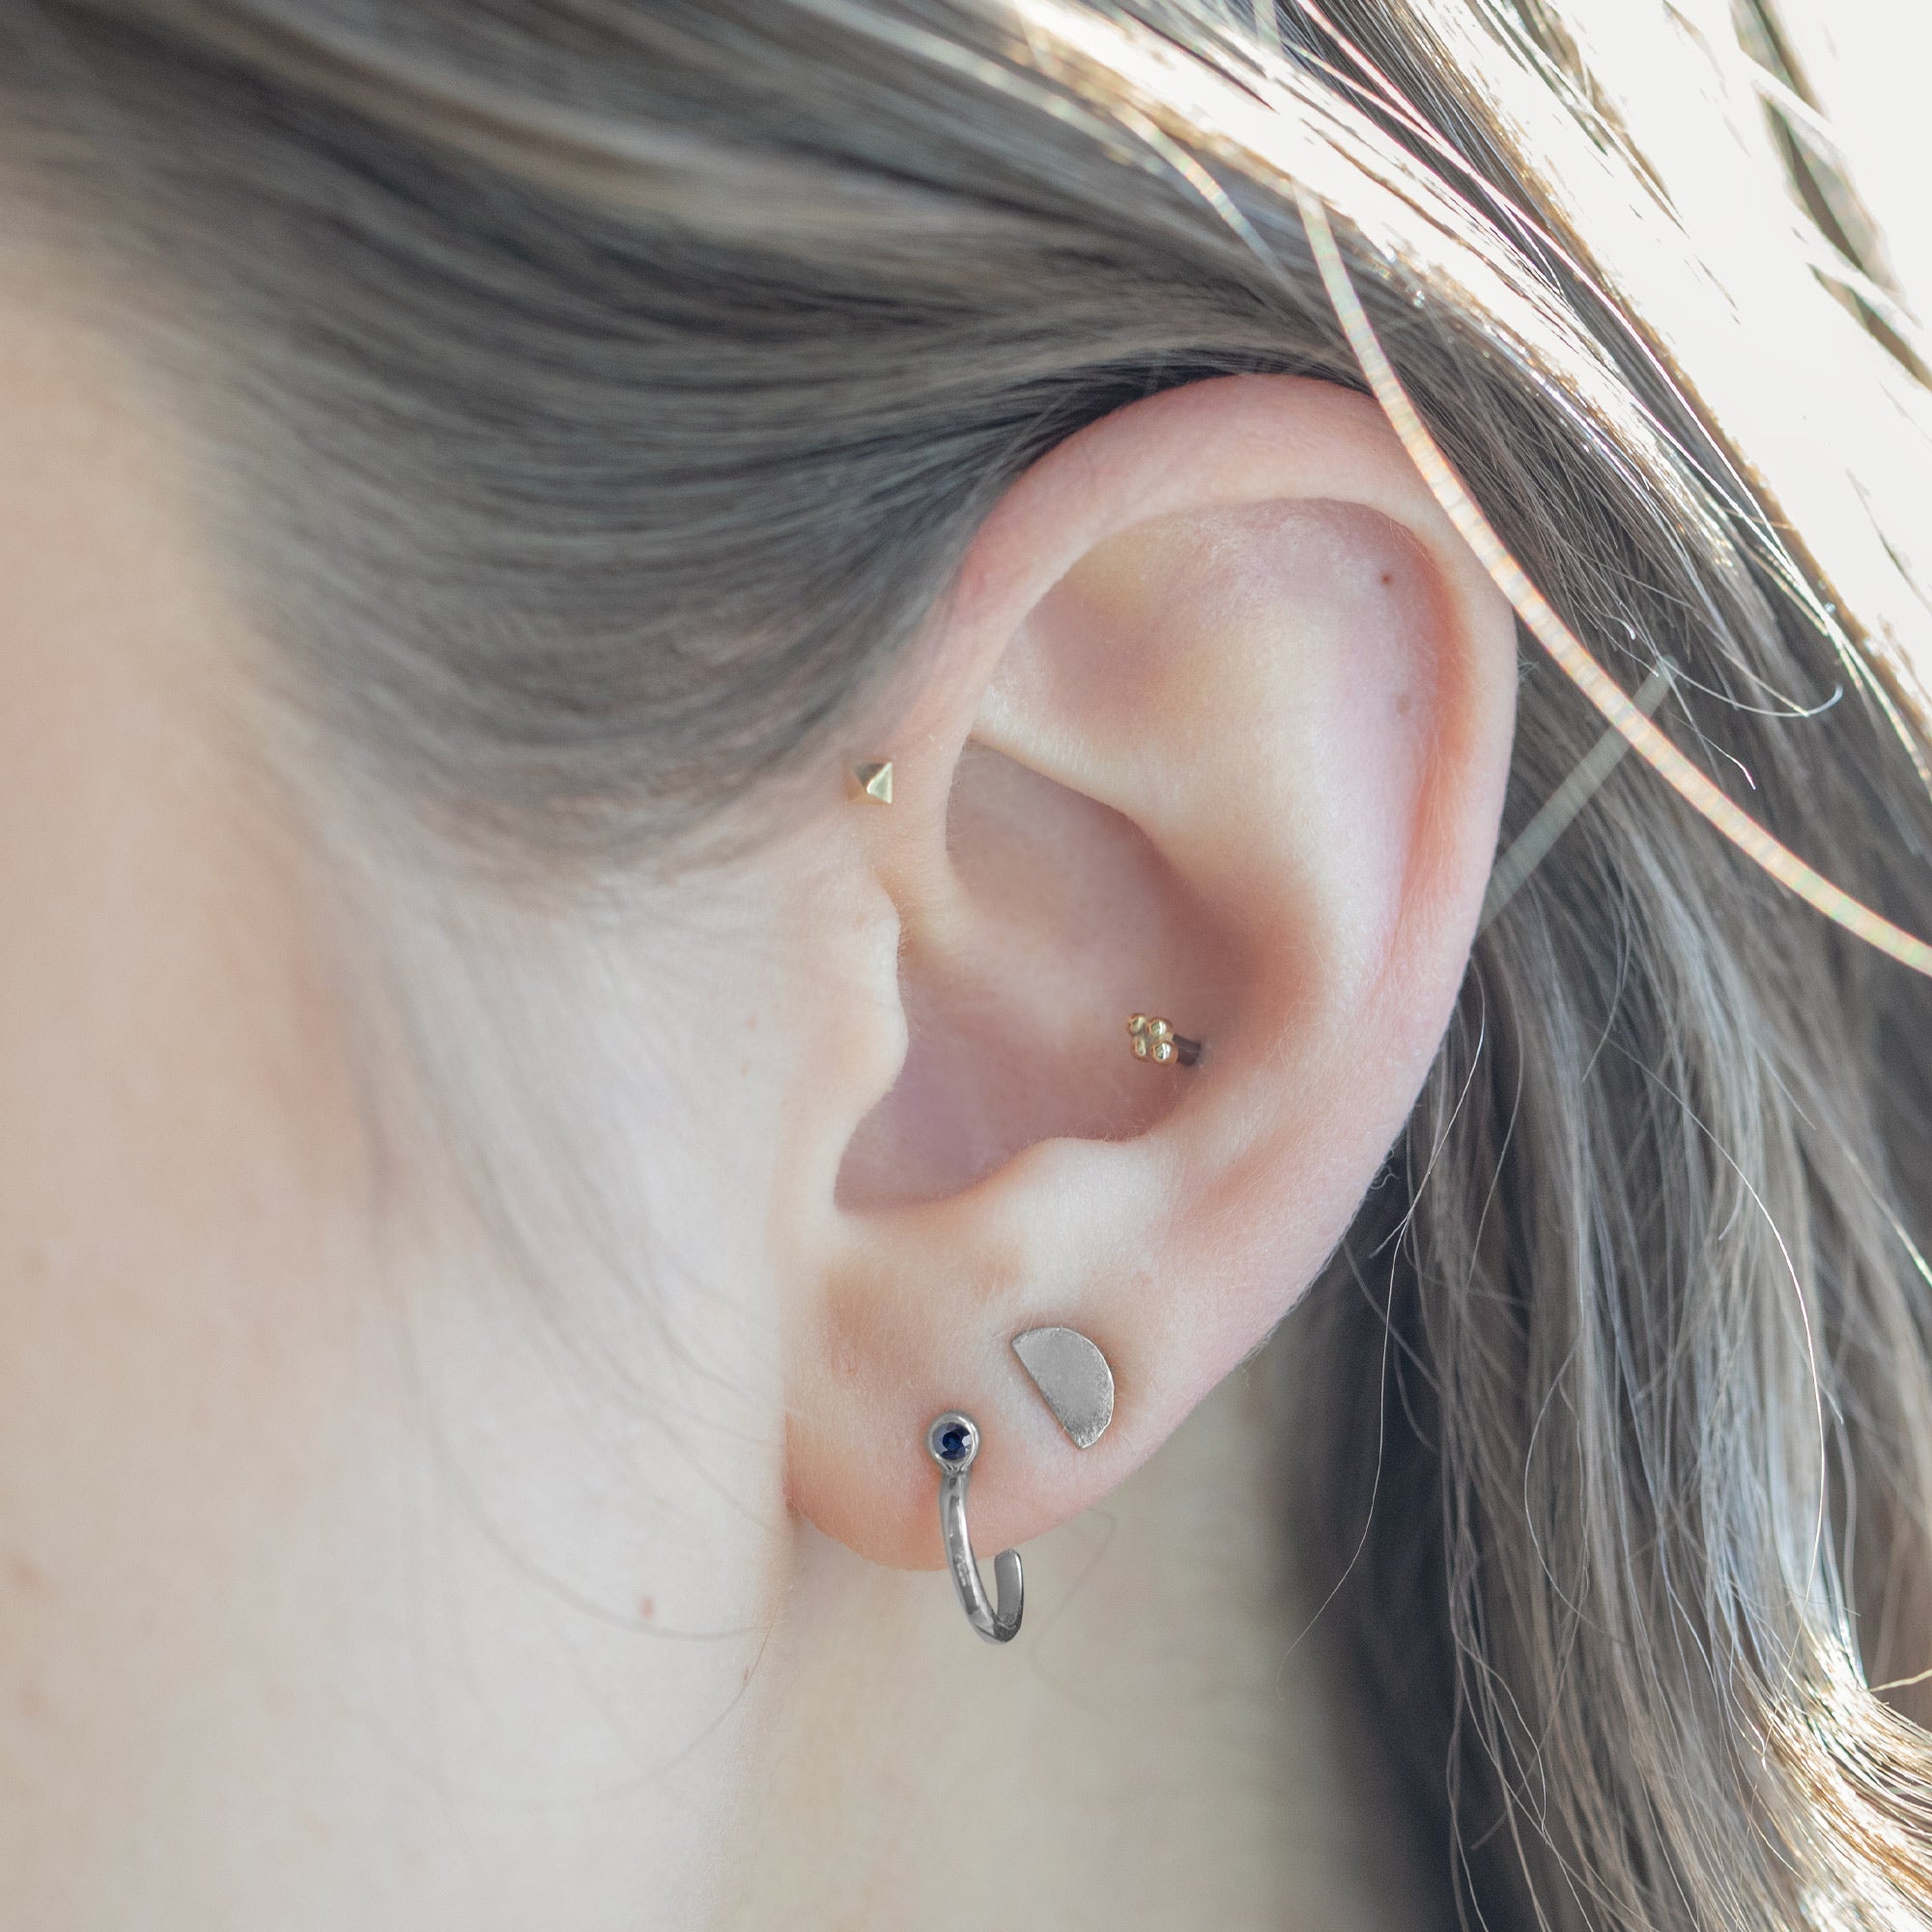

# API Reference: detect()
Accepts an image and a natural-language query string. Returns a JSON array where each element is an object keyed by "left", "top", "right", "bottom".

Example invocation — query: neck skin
[
  {"left": 0, "top": 247, "right": 1417, "bottom": 1931},
  {"left": 723, "top": 1364, "right": 1418, "bottom": 1932}
]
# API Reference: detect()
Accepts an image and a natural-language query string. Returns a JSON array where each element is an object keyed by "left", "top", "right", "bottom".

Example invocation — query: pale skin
[{"left": 0, "top": 248, "right": 1516, "bottom": 1928}]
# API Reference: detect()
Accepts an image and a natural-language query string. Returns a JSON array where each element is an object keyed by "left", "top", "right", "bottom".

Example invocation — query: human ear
[{"left": 781, "top": 375, "right": 1517, "bottom": 1571}]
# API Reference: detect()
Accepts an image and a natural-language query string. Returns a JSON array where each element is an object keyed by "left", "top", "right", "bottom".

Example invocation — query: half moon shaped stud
[
  {"left": 1011, "top": 1325, "right": 1115, "bottom": 1449},
  {"left": 925, "top": 1411, "right": 1022, "bottom": 1645}
]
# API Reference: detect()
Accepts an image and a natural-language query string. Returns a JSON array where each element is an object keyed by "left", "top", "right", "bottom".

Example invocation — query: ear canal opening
[{"left": 834, "top": 743, "right": 1240, "bottom": 1211}]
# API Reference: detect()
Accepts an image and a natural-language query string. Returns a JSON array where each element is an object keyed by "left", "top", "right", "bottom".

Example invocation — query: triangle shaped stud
[
  {"left": 854, "top": 760, "right": 894, "bottom": 805},
  {"left": 1011, "top": 1326, "right": 1115, "bottom": 1449}
]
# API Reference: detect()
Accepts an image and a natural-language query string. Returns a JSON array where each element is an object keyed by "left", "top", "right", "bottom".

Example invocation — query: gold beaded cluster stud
[{"left": 1127, "top": 1013, "right": 1204, "bottom": 1066}]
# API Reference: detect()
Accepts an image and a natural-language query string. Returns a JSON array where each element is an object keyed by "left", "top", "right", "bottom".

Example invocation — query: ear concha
[{"left": 1010, "top": 1326, "right": 1115, "bottom": 1449}]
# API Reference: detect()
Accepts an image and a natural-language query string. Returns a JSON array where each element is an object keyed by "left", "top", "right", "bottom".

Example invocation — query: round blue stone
[{"left": 937, "top": 1423, "right": 972, "bottom": 1463}]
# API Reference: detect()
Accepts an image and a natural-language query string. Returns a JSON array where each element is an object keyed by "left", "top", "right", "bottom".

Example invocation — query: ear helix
[{"left": 924, "top": 1325, "right": 1116, "bottom": 1646}]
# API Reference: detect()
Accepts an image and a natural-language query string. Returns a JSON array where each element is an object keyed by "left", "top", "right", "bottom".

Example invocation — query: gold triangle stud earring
[{"left": 853, "top": 759, "right": 894, "bottom": 805}]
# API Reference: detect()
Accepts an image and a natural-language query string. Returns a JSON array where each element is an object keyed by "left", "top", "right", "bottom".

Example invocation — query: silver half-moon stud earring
[
  {"left": 1011, "top": 1325, "right": 1116, "bottom": 1449},
  {"left": 924, "top": 1411, "right": 1022, "bottom": 1644}
]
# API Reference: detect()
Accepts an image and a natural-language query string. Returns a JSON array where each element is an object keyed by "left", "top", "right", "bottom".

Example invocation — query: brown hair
[{"left": 7, "top": 2, "right": 1932, "bottom": 1921}]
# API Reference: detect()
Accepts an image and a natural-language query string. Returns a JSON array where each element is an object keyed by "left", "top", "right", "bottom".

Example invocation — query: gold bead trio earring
[{"left": 1127, "top": 1012, "right": 1204, "bottom": 1066}]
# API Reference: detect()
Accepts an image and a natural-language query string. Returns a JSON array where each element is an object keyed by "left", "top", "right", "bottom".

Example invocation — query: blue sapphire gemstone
[{"left": 937, "top": 1423, "right": 972, "bottom": 1463}]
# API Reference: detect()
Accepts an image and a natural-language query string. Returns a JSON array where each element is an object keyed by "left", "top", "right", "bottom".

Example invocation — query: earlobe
[{"left": 782, "top": 375, "right": 1517, "bottom": 1579}]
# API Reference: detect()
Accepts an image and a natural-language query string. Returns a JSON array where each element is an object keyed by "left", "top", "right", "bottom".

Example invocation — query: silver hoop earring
[{"left": 924, "top": 1411, "right": 1022, "bottom": 1644}]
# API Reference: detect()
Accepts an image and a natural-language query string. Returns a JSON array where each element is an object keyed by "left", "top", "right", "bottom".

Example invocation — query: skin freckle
[{"left": 6, "top": 1556, "right": 46, "bottom": 1595}]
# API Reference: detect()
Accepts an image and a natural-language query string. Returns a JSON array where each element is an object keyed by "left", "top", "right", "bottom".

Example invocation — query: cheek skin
[
  {"left": 0, "top": 270, "right": 799, "bottom": 1926},
  {"left": 0, "top": 272, "right": 388, "bottom": 1914}
]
